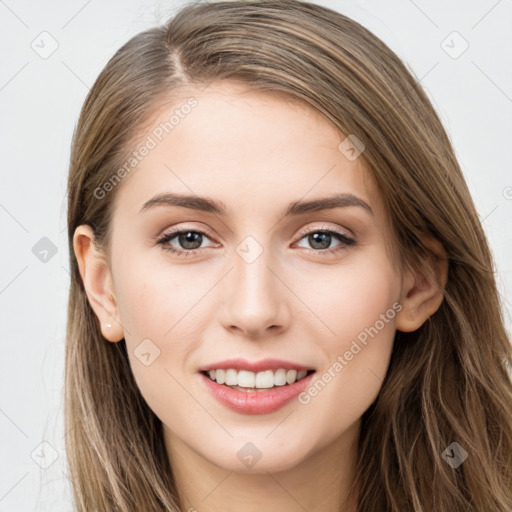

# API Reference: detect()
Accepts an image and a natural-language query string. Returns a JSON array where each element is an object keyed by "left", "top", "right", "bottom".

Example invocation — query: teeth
[
  {"left": 274, "top": 368, "right": 287, "bottom": 386},
  {"left": 238, "top": 370, "right": 255, "bottom": 388},
  {"left": 286, "top": 369, "right": 297, "bottom": 384},
  {"left": 205, "top": 368, "right": 311, "bottom": 388},
  {"left": 225, "top": 369, "right": 238, "bottom": 386},
  {"left": 255, "top": 370, "right": 274, "bottom": 388},
  {"left": 216, "top": 369, "right": 225, "bottom": 384}
]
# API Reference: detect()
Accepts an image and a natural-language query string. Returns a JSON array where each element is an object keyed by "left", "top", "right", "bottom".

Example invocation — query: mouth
[
  {"left": 197, "top": 358, "right": 316, "bottom": 414},
  {"left": 200, "top": 368, "right": 315, "bottom": 392}
]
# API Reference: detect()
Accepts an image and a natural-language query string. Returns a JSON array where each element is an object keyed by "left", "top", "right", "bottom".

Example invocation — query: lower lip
[{"left": 199, "top": 372, "right": 315, "bottom": 415}]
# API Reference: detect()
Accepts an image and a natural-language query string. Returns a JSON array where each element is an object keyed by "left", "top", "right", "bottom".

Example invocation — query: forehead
[{"left": 111, "top": 81, "right": 383, "bottom": 222}]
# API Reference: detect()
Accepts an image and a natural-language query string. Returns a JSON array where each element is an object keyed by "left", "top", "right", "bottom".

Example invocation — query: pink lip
[
  {"left": 199, "top": 371, "right": 315, "bottom": 415},
  {"left": 199, "top": 358, "right": 314, "bottom": 373}
]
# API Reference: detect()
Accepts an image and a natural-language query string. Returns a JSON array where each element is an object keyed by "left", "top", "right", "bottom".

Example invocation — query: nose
[{"left": 220, "top": 249, "right": 291, "bottom": 339}]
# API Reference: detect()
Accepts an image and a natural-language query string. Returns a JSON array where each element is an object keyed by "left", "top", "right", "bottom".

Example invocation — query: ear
[
  {"left": 73, "top": 224, "right": 124, "bottom": 342},
  {"left": 396, "top": 235, "right": 448, "bottom": 332}
]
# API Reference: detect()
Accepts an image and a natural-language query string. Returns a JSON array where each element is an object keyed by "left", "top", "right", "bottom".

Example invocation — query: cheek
[
  {"left": 115, "top": 252, "right": 205, "bottom": 342},
  {"left": 295, "top": 249, "right": 400, "bottom": 345},
  {"left": 113, "top": 257, "right": 209, "bottom": 416},
  {"left": 293, "top": 252, "right": 399, "bottom": 437}
]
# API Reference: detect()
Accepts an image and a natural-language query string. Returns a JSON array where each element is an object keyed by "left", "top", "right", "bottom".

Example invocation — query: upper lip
[{"left": 199, "top": 358, "right": 315, "bottom": 373}]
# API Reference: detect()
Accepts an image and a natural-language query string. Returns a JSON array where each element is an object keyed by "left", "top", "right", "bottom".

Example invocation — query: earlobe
[
  {"left": 73, "top": 225, "right": 124, "bottom": 342},
  {"left": 396, "top": 235, "right": 448, "bottom": 333}
]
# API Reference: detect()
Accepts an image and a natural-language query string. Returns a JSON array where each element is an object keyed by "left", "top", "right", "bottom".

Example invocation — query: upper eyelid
[
  {"left": 160, "top": 223, "right": 352, "bottom": 236},
  {"left": 299, "top": 224, "right": 353, "bottom": 237},
  {"left": 158, "top": 225, "right": 217, "bottom": 243},
  {"left": 158, "top": 223, "right": 355, "bottom": 246}
]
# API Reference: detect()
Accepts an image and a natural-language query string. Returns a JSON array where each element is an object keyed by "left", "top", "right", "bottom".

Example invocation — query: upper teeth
[{"left": 207, "top": 369, "right": 309, "bottom": 388}]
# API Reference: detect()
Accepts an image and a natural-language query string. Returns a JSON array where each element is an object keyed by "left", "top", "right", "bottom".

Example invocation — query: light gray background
[{"left": 1, "top": 0, "right": 511, "bottom": 510}]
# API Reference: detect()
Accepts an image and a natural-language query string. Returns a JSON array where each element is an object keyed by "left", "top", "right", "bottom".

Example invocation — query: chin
[{"left": 202, "top": 435, "right": 312, "bottom": 474}]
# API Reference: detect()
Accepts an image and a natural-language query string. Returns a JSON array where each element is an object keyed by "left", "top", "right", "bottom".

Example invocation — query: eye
[
  {"left": 156, "top": 228, "right": 217, "bottom": 257},
  {"left": 294, "top": 225, "right": 356, "bottom": 255},
  {"left": 155, "top": 224, "right": 356, "bottom": 258}
]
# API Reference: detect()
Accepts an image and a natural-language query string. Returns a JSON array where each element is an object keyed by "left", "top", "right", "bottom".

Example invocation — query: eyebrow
[{"left": 139, "top": 192, "right": 373, "bottom": 217}]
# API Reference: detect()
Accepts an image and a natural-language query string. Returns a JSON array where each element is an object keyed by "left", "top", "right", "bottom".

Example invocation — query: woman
[{"left": 65, "top": 1, "right": 512, "bottom": 510}]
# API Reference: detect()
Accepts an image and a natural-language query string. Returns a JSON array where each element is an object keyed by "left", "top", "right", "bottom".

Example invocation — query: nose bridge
[{"left": 222, "top": 235, "right": 288, "bottom": 335}]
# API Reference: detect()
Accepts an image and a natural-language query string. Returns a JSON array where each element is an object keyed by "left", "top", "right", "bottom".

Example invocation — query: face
[{"left": 96, "top": 81, "right": 405, "bottom": 473}]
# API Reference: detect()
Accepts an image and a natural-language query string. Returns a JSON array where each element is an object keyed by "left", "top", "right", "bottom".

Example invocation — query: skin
[{"left": 73, "top": 81, "right": 447, "bottom": 512}]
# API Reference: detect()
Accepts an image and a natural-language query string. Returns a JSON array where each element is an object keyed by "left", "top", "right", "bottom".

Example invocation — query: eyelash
[{"left": 155, "top": 225, "right": 356, "bottom": 258}]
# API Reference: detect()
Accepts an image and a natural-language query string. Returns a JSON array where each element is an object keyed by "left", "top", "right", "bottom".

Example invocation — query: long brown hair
[{"left": 65, "top": 1, "right": 512, "bottom": 510}]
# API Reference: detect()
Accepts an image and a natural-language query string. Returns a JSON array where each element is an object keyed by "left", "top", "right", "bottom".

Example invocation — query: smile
[{"left": 198, "top": 358, "right": 316, "bottom": 414}]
